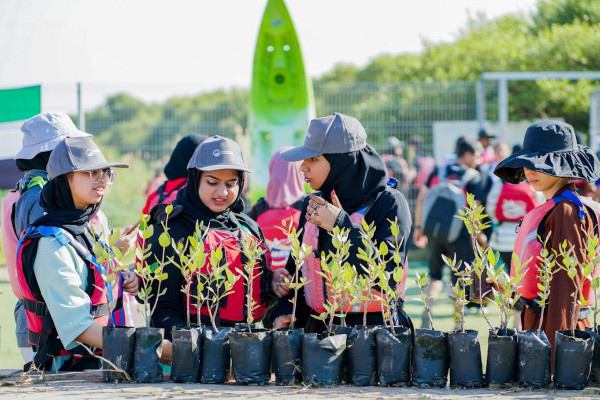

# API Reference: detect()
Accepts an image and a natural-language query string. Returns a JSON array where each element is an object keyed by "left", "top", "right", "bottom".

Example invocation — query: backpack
[
  {"left": 495, "top": 181, "right": 538, "bottom": 222},
  {"left": 422, "top": 166, "right": 478, "bottom": 244}
]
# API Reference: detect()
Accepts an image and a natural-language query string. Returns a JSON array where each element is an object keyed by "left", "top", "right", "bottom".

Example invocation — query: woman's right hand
[
  {"left": 273, "top": 314, "right": 295, "bottom": 329},
  {"left": 272, "top": 268, "right": 291, "bottom": 297}
]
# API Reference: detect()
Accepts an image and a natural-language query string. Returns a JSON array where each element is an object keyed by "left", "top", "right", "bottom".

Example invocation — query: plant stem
[
  {"left": 480, "top": 278, "right": 494, "bottom": 330},
  {"left": 291, "top": 270, "right": 299, "bottom": 330}
]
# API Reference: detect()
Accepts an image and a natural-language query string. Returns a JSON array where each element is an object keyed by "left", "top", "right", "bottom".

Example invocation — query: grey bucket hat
[
  {"left": 280, "top": 112, "right": 367, "bottom": 162},
  {"left": 16, "top": 112, "right": 91, "bottom": 159},
  {"left": 187, "top": 135, "right": 251, "bottom": 172},
  {"left": 47, "top": 136, "right": 129, "bottom": 179}
]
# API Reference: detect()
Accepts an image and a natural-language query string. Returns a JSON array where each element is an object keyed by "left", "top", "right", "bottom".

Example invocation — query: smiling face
[
  {"left": 299, "top": 155, "right": 331, "bottom": 191},
  {"left": 523, "top": 167, "right": 568, "bottom": 199},
  {"left": 68, "top": 171, "right": 106, "bottom": 210},
  {"left": 198, "top": 169, "right": 240, "bottom": 213}
]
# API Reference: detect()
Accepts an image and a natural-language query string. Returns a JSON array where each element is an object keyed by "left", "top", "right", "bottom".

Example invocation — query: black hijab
[
  {"left": 15, "top": 151, "right": 51, "bottom": 172},
  {"left": 173, "top": 168, "right": 245, "bottom": 231},
  {"left": 163, "top": 135, "right": 207, "bottom": 181},
  {"left": 35, "top": 174, "right": 100, "bottom": 250},
  {"left": 320, "top": 144, "right": 388, "bottom": 214}
]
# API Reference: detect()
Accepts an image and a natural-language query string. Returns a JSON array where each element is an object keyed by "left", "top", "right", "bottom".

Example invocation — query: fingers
[
  {"left": 273, "top": 314, "right": 294, "bottom": 329},
  {"left": 331, "top": 189, "right": 342, "bottom": 209}
]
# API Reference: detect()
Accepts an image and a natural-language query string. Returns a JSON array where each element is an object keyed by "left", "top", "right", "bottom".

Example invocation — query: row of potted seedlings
[{"left": 97, "top": 198, "right": 600, "bottom": 388}]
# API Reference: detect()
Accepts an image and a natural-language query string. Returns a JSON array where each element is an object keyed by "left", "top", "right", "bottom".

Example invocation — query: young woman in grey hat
[
  {"left": 494, "top": 120, "right": 600, "bottom": 356},
  {"left": 145, "top": 136, "right": 277, "bottom": 339},
  {"left": 16, "top": 136, "right": 144, "bottom": 370},
  {"left": 271, "top": 112, "right": 413, "bottom": 332}
]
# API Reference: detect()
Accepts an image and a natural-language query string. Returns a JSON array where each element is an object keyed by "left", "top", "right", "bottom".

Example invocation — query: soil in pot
[
  {"left": 273, "top": 327, "right": 303, "bottom": 385},
  {"left": 486, "top": 328, "right": 517, "bottom": 386},
  {"left": 229, "top": 328, "right": 273, "bottom": 385},
  {"left": 375, "top": 326, "right": 411, "bottom": 386},
  {"left": 302, "top": 332, "right": 347, "bottom": 386},
  {"left": 448, "top": 329, "right": 484, "bottom": 388},
  {"left": 412, "top": 328, "right": 448, "bottom": 388},
  {"left": 554, "top": 329, "right": 594, "bottom": 390},
  {"left": 102, "top": 326, "right": 136, "bottom": 383},
  {"left": 199, "top": 326, "right": 231, "bottom": 384},
  {"left": 132, "top": 327, "right": 164, "bottom": 383},
  {"left": 586, "top": 327, "right": 600, "bottom": 384},
  {"left": 517, "top": 330, "right": 551, "bottom": 389},
  {"left": 170, "top": 325, "right": 202, "bottom": 383}
]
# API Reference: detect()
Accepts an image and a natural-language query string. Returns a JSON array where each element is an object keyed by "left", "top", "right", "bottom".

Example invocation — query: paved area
[{"left": 2, "top": 369, "right": 600, "bottom": 399}]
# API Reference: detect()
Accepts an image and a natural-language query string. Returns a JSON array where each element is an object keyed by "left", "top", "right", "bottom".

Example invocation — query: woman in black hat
[
  {"left": 494, "top": 120, "right": 600, "bottom": 353},
  {"left": 16, "top": 136, "right": 141, "bottom": 370},
  {"left": 146, "top": 136, "right": 276, "bottom": 340}
]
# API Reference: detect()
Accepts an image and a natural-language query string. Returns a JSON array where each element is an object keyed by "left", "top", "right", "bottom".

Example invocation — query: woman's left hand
[
  {"left": 306, "top": 191, "right": 342, "bottom": 231},
  {"left": 122, "top": 269, "right": 139, "bottom": 295}
]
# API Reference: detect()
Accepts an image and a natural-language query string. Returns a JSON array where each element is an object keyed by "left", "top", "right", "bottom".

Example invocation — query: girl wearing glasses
[{"left": 16, "top": 136, "right": 154, "bottom": 370}]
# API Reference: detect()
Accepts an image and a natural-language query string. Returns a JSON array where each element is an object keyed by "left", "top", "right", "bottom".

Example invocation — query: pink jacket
[{"left": 1, "top": 190, "right": 23, "bottom": 299}]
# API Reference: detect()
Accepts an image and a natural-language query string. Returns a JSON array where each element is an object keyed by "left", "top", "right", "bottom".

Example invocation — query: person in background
[
  {"left": 380, "top": 136, "right": 411, "bottom": 192},
  {"left": 478, "top": 128, "right": 496, "bottom": 167},
  {"left": 250, "top": 147, "right": 306, "bottom": 269},
  {"left": 142, "top": 134, "right": 206, "bottom": 214},
  {"left": 271, "top": 113, "right": 412, "bottom": 332},
  {"left": 413, "top": 137, "right": 485, "bottom": 329},
  {"left": 16, "top": 136, "right": 145, "bottom": 370},
  {"left": 494, "top": 120, "right": 600, "bottom": 360},
  {"left": 1, "top": 112, "right": 90, "bottom": 363}
]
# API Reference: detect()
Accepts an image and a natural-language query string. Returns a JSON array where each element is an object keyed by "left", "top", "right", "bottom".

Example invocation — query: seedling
[
  {"left": 444, "top": 254, "right": 472, "bottom": 333},
  {"left": 535, "top": 232, "right": 556, "bottom": 337},
  {"left": 169, "top": 222, "right": 207, "bottom": 327},
  {"left": 199, "top": 245, "right": 240, "bottom": 333},
  {"left": 135, "top": 210, "right": 171, "bottom": 327},
  {"left": 578, "top": 227, "right": 600, "bottom": 330},
  {"left": 278, "top": 219, "right": 310, "bottom": 330},
  {"left": 456, "top": 192, "right": 494, "bottom": 330},
  {"left": 485, "top": 252, "right": 528, "bottom": 331},
  {"left": 237, "top": 235, "right": 267, "bottom": 332},
  {"left": 415, "top": 272, "right": 435, "bottom": 331},
  {"left": 313, "top": 226, "right": 352, "bottom": 333},
  {"left": 92, "top": 226, "right": 131, "bottom": 327}
]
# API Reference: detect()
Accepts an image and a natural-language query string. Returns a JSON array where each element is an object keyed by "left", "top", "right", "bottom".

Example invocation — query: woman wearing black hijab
[
  {"left": 17, "top": 136, "right": 140, "bottom": 370},
  {"left": 271, "top": 113, "right": 412, "bottom": 332},
  {"left": 147, "top": 136, "right": 276, "bottom": 340}
]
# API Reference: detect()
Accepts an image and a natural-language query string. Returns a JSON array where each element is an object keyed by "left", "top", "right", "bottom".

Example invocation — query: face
[
  {"left": 198, "top": 169, "right": 240, "bottom": 213},
  {"left": 460, "top": 150, "right": 482, "bottom": 169},
  {"left": 68, "top": 170, "right": 108, "bottom": 210},
  {"left": 523, "top": 167, "right": 567, "bottom": 198},
  {"left": 300, "top": 155, "right": 331, "bottom": 191}
]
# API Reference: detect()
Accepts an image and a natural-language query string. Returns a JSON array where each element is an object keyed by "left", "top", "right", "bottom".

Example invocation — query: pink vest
[
  {"left": 1, "top": 191, "right": 23, "bottom": 299},
  {"left": 512, "top": 190, "right": 600, "bottom": 301},
  {"left": 302, "top": 210, "right": 408, "bottom": 314}
]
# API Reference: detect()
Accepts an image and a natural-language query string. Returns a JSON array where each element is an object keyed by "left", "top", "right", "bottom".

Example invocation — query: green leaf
[{"left": 158, "top": 231, "right": 170, "bottom": 248}]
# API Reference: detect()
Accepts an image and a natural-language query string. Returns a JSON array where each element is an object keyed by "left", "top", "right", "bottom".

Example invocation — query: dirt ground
[{"left": 2, "top": 369, "right": 600, "bottom": 400}]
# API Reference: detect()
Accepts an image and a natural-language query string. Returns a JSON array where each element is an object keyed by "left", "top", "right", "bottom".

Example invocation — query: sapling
[
  {"left": 199, "top": 246, "right": 240, "bottom": 333},
  {"left": 278, "top": 220, "right": 310, "bottom": 330},
  {"left": 578, "top": 227, "right": 600, "bottom": 329},
  {"left": 456, "top": 193, "right": 494, "bottom": 330},
  {"left": 485, "top": 251, "right": 528, "bottom": 331},
  {"left": 135, "top": 211, "right": 171, "bottom": 327},
  {"left": 444, "top": 254, "right": 472, "bottom": 333},
  {"left": 237, "top": 235, "right": 267, "bottom": 333},
  {"left": 535, "top": 232, "right": 557, "bottom": 337},
  {"left": 355, "top": 219, "right": 384, "bottom": 329},
  {"left": 92, "top": 226, "right": 131, "bottom": 327},
  {"left": 415, "top": 272, "right": 435, "bottom": 331},
  {"left": 169, "top": 222, "right": 207, "bottom": 328},
  {"left": 313, "top": 226, "right": 352, "bottom": 333}
]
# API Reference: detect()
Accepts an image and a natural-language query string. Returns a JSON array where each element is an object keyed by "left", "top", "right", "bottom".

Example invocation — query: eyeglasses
[{"left": 88, "top": 168, "right": 116, "bottom": 185}]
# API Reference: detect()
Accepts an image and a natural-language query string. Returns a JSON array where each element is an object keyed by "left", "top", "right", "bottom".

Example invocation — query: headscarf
[
  {"left": 265, "top": 147, "right": 305, "bottom": 209},
  {"left": 320, "top": 144, "right": 388, "bottom": 214},
  {"left": 34, "top": 174, "right": 101, "bottom": 250},
  {"left": 15, "top": 151, "right": 51, "bottom": 172},
  {"left": 173, "top": 168, "right": 245, "bottom": 231},
  {"left": 163, "top": 134, "right": 207, "bottom": 180}
]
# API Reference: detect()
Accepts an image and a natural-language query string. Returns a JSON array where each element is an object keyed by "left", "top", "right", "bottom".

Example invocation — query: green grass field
[{"left": 0, "top": 260, "right": 504, "bottom": 370}]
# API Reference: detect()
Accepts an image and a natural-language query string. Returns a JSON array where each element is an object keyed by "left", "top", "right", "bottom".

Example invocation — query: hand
[
  {"left": 160, "top": 340, "right": 172, "bottom": 364},
  {"left": 122, "top": 269, "right": 139, "bottom": 295},
  {"left": 273, "top": 314, "right": 295, "bottom": 329},
  {"left": 272, "top": 268, "right": 291, "bottom": 298},
  {"left": 113, "top": 224, "right": 138, "bottom": 254},
  {"left": 476, "top": 232, "right": 488, "bottom": 248},
  {"left": 306, "top": 191, "right": 342, "bottom": 231},
  {"left": 413, "top": 227, "right": 428, "bottom": 248}
]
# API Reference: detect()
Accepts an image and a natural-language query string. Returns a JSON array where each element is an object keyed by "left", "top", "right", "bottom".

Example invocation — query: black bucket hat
[{"left": 494, "top": 120, "right": 600, "bottom": 184}]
